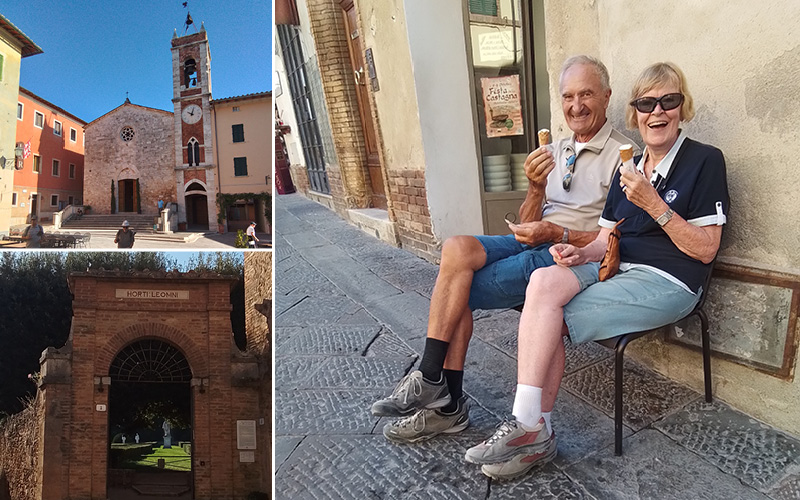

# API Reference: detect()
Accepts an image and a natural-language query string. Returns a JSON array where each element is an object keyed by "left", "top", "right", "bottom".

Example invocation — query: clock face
[{"left": 182, "top": 104, "right": 202, "bottom": 124}]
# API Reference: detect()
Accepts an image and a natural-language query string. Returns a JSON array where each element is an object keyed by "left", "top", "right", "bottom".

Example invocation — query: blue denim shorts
[
  {"left": 468, "top": 234, "right": 556, "bottom": 310},
  {"left": 564, "top": 264, "right": 700, "bottom": 344}
]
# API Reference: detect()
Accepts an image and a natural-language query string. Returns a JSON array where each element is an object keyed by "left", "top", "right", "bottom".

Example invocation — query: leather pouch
[{"left": 598, "top": 218, "right": 625, "bottom": 281}]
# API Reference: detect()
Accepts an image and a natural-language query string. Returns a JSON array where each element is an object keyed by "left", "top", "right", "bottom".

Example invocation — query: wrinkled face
[
  {"left": 560, "top": 64, "right": 611, "bottom": 142},
  {"left": 636, "top": 84, "right": 682, "bottom": 152}
]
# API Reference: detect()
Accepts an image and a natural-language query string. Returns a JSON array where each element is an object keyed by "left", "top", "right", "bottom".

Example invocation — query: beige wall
[
  {"left": 544, "top": 0, "right": 800, "bottom": 435},
  {"left": 214, "top": 95, "right": 272, "bottom": 195},
  {"left": 0, "top": 28, "right": 23, "bottom": 233}
]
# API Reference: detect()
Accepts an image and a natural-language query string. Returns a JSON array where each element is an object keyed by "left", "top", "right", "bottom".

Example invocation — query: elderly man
[
  {"left": 372, "top": 55, "right": 638, "bottom": 442},
  {"left": 114, "top": 220, "right": 135, "bottom": 249}
]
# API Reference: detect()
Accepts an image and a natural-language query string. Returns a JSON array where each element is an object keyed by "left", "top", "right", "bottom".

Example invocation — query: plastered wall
[{"left": 543, "top": 0, "right": 800, "bottom": 435}]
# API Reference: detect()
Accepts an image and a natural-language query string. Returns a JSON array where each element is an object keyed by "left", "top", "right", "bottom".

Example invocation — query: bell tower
[{"left": 171, "top": 23, "right": 218, "bottom": 230}]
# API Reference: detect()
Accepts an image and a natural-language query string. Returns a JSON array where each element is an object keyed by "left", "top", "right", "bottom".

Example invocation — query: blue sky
[{"left": 3, "top": 0, "right": 271, "bottom": 123}]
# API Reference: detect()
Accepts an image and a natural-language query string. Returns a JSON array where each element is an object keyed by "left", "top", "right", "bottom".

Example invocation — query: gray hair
[{"left": 559, "top": 55, "right": 611, "bottom": 92}]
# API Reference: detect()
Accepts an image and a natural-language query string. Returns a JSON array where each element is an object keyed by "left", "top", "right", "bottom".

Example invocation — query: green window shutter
[
  {"left": 469, "top": 0, "right": 497, "bottom": 16},
  {"left": 234, "top": 157, "right": 248, "bottom": 176},
  {"left": 0, "top": 53, "right": 4, "bottom": 82},
  {"left": 232, "top": 124, "right": 245, "bottom": 143}
]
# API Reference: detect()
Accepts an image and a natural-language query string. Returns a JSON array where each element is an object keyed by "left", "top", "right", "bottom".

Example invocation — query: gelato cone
[
  {"left": 619, "top": 144, "right": 635, "bottom": 172},
  {"left": 619, "top": 144, "right": 634, "bottom": 163},
  {"left": 538, "top": 129, "right": 551, "bottom": 147}
]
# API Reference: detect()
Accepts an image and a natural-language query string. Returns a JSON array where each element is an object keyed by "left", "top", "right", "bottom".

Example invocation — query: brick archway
[{"left": 97, "top": 322, "right": 208, "bottom": 377}]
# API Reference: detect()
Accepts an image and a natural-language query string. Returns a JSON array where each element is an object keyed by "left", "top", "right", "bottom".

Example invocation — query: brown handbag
[{"left": 598, "top": 218, "right": 625, "bottom": 281}]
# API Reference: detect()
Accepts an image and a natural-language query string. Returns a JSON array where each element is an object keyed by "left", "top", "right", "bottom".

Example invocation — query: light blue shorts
[{"left": 563, "top": 263, "right": 700, "bottom": 344}]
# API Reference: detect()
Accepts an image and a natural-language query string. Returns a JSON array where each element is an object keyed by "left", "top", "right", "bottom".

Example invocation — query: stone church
[{"left": 83, "top": 26, "right": 219, "bottom": 230}]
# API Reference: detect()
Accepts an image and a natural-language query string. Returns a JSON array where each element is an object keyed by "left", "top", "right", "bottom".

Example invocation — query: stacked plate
[
  {"left": 482, "top": 155, "right": 511, "bottom": 192},
  {"left": 511, "top": 153, "right": 529, "bottom": 191}
]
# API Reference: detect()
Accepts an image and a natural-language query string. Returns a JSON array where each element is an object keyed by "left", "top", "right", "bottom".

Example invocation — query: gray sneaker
[
  {"left": 464, "top": 417, "right": 551, "bottom": 464},
  {"left": 481, "top": 431, "right": 557, "bottom": 480},
  {"left": 383, "top": 397, "right": 470, "bottom": 443},
  {"left": 371, "top": 370, "right": 450, "bottom": 417}
]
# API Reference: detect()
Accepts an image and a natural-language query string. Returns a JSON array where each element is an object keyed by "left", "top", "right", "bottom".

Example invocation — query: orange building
[{"left": 13, "top": 87, "right": 86, "bottom": 225}]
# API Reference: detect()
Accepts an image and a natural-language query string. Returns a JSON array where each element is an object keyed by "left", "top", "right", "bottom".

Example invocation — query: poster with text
[{"left": 481, "top": 75, "right": 524, "bottom": 138}]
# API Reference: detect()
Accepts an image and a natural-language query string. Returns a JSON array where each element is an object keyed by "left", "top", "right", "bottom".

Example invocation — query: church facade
[{"left": 83, "top": 27, "right": 220, "bottom": 230}]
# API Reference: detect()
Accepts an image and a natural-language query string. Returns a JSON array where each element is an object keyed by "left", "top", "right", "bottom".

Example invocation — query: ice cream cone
[{"left": 538, "top": 129, "right": 551, "bottom": 147}]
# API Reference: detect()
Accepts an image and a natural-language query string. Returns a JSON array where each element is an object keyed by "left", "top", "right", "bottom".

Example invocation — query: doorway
[
  {"left": 340, "top": 0, "right": 387, "bottom": 209},
  {"left": 30, "top": 194, "right": 38, "bottom": 220},
  {"left": 107, "top": 339, "right": 193, "bottom": 499},
  {"left": 119, "top": 179, "right": 137, "bottom": 213},
  {"left": 185, "top": 194, "right": 209, "bottom": 230}
]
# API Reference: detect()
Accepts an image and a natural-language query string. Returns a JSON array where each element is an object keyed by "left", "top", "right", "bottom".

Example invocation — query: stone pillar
[{"left": 38, "top": 346, "right": 72, "bottom": 500}]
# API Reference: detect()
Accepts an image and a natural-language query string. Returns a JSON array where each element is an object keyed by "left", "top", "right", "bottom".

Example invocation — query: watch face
[{"left": 182, "top": 104, "right": 202, "bottom": 124}]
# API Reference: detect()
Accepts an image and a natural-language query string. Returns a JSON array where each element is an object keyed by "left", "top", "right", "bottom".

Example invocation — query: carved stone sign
[{"left": 115, "top": 289, "right": 190, "bottom": 300}]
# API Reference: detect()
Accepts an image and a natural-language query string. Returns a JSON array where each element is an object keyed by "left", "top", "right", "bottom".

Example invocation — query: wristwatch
[
  {"left": 561, "top": 226, "right": 569, "bottom": 244},
  {"left": 655, "top": 208, "right": 674, "bottom": 227}
]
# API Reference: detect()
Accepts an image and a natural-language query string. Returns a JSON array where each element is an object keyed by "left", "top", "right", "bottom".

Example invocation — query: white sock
[
  {"left": 542, "top": 412, "right": 552, "bottom": 434},
  {"left": 511, "top": 384, "right": 542, "bottom": 429}
]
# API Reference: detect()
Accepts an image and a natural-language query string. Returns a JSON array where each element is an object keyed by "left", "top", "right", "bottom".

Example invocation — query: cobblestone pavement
[{"left": 274, "top": 193, "right": 800, "bottom": 500}]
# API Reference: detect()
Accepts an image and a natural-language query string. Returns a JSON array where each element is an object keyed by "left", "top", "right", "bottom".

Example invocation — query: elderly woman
[{"left": 464, "top": 62, "right": 729, "bottom": 480}]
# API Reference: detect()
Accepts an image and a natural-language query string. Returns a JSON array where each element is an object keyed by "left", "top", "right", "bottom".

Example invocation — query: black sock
[
  {"left": 440, "top": 369, "right": 463, "bottom": 413},
  {"left": 418, "top": 338, "right": 449, "bottom": 382}
]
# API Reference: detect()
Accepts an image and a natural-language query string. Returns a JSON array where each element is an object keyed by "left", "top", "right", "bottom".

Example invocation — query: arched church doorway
[
  {"left": 118, "top": 179, "right": 138, "bottom": 213},
  {"left": 185, "top": 182, "right": 209, "bottom": 230},
  {"left": 107, "top": 339, "right": 193, "bottom": 499}
]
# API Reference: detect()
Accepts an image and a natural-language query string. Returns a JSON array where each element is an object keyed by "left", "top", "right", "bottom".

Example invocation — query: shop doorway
[
  {"left": 341, "top": 0, "right": 387, "bottom": 209},
  {"left": 106, "top": 339, "right": 193, "bottom": 499}
]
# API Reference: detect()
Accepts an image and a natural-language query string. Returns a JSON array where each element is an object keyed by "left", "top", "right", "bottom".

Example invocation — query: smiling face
[
  {"left": 636, "top": 84, "right": 682, "bottom": 154},
  {"left": 560, "top": 63, "right": 611, "bottom": 142}
]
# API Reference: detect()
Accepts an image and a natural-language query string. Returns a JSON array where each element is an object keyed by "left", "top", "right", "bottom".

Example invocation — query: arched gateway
[{"left": 36, "top": 270, "right": 265, "bottom": 500}]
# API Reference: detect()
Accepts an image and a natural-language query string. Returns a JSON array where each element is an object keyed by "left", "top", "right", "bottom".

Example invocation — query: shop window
[
  {"left": 234, "top": 157, "right": 248, "bottom": 177},
  {"left": 232, "top": 124, "right": 245, "bottom": 143}
]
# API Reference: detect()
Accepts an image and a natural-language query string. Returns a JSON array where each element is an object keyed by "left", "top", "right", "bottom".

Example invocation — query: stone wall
[
  {"left": 243, "top": 252, "right": 272, "bottom": 495},
  {"left": 0, "top": 394, "right": 42, "bottom": 500},
  {"left": 84, "top": 104, "right": 176, "bottom": 215}
]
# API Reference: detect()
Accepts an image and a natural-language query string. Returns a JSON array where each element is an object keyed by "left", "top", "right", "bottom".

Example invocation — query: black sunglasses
[{"left": 630, "top": 93, "right": 683, "bottom": 113}]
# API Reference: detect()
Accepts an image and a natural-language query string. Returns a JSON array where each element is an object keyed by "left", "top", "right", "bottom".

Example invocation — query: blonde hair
[{"left": 625, "top": 62, "right": 695, "bottom": 130}]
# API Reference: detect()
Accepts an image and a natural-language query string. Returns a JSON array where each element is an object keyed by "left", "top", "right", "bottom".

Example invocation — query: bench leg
[{"left": 699, "top": 310, "right": 712, "bottom": 403}]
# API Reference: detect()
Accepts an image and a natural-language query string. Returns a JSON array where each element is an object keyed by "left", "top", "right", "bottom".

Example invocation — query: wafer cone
[
  {"left": 619, "top": 144, "right": 634, "bottom": 163},
  {"left": 538, "top": 129, "right": 551, "bottom": 147}
]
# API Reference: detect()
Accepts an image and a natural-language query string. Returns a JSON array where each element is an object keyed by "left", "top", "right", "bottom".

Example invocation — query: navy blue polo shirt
[{"left": 599, "top": 137, "right": 729, "bottom": 293}]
